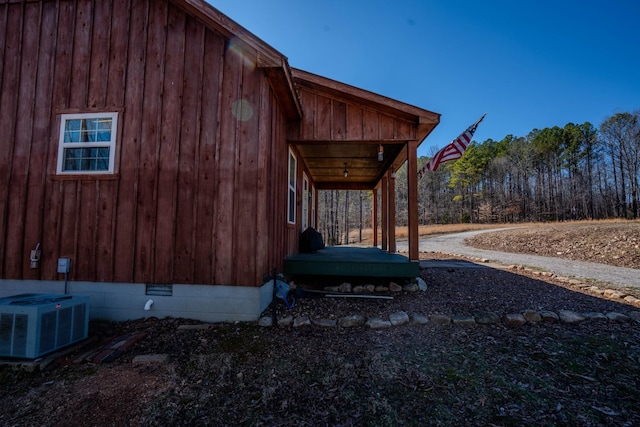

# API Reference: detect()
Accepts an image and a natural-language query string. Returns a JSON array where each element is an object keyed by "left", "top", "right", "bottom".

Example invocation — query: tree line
[{"left": 318, "top": 111, "right": 640, "bottom": 244}]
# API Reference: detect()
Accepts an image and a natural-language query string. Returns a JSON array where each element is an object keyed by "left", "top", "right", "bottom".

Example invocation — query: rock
[
  {"left": 588, "top": 287, "right": 605, "bottom": 295},
  {"left": 411, "top": 314, "right": 429, "bottom": 325},
  {"left": 352, "top": 285, "right": 364, "bottom": 293},
  {"left": 258, "top": 316, "right": 273, "bottom": 327},
  {"left": 312, "top": 318, "right": 337, "bottom": 328},
  {"left": 606, "top": 312, "right": 630, "bottom": 322},
  {"left": 629, "top": 311, "right": 640, "bottom": 322},
  {"left": 416, "top": 277, "right": 428, "bottom": 291},
  {"left": 374, "top": 285, "right": 389, "bottom": 292},
  {"left": 177, "top": 324, "right": 213, "bottom": 331},
  {"left": 293, "top": 316, "right": 311, "bottom": 327},
  {"left": 624, "top": 296, "right": 639, "bottom": 304},
  {"left": 429, "top": 314, "right": 451, "bottom": 325},
  {"left": 604, "top": 289, "right": 624, "bottom": 299},
  {"left": 582, "top": 312, "right": 608, "bottom": 321},
  {"left": 338, "top": 315, "right": 366, "bottom": 328},
  {"left": 365, "top": 284, "right": 376, "bottom": 293},
  {"left": 366, "top": 317, "right": 392, "bottom": 329},
  {"left": 558, "top": 310, "right": 585, "bottom": 323},
  {"left": 338, "top": 282, "right": 352, "bottom": 293},
  {"left": 522, "top": 309, "right": 542, "bottom": 323},
  {"left": 473, "top": 311, "right": 500, "bottom": 324},
  {"left": 403, "top": 283, "right": 419, "bottom": 292},
  {"left": 278, "top": 315, "right": 293, "bottom": 326},
  {"left": 539, "top": 310, "right": 559, "bottom": 322},
  {"left": 389, "top": 311, "right": 410, "bottom": 326},
  {"left": 324, "top": 286, "right": 340, "bottom": 292},
  {"left": 389, "top": 282, "right": 403, "bottom": 292},
  {"left": 452, "top": 315, "right": 475, "bottom": 325},
  {"left": 502, "top": 313, "right": 526, "bottom": 327},
  {"left": 132, "top": 354, "right": 169, "bottom": 366}
]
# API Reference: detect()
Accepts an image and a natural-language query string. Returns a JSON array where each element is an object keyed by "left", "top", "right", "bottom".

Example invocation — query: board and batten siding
[
  {"left": 0, "top": 0, "right": 290, "bottom": 287},
  {"left": 290, "top": 86, "right": 418, "bottom": 142}
]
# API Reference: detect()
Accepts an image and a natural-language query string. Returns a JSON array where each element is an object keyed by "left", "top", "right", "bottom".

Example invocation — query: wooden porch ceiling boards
[{"left": 294, "top": 141, "right": 407, "bottom": 190}]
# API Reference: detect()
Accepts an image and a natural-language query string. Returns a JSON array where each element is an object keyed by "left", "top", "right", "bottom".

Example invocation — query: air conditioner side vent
[{"left": 0, "top": 294, "right": 90, "bottom": 359}]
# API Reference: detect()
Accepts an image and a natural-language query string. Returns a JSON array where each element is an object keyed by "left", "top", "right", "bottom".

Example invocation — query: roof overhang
[
  {"left": 172, "top": 0, "right": 303, "bottom": 120},
  {"left": 291, "top": 69, "right": 440, "bottom": 190}
]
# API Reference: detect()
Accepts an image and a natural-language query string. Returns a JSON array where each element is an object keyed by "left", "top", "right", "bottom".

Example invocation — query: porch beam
[
  {"left": 372, "top": 189, "right": 378, "bottom": 248},
  {"left": 388, "top": 169, "right": 396, "bottom": 253},
  {"left": 381, "top": 175, "right": 388, "bottom": 251},
  {"left": 407, "top": 140, "right": 419, "bottom": 261},
  {"left": 289, "top": 138, "right": 415, "bottom": 145},
  {"left": 314, "top": 182, "right": 377, "bottom": 191}
]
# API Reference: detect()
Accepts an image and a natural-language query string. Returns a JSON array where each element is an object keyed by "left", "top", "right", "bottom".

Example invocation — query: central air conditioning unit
[{"left": 0, "top": 293, "right": 90, "bottom": 359}]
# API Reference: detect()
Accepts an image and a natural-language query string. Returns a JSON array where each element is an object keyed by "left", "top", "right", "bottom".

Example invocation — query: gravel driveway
[{"left": 397, "top": 229, "right": 640, "bottom": 290}]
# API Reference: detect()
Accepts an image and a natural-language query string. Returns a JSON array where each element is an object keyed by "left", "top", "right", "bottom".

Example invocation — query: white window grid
[{"left": 56, "top": 112, "right": 118, "bottom": 174}]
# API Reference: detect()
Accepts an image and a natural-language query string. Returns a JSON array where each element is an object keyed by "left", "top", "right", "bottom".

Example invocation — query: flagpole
[{"left": 473, "top": 112, "right": 488, "bottom": 127}]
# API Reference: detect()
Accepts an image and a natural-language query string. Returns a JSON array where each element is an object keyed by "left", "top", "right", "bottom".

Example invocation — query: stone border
[
  {"left": 439, "top": 253, "right": 640, "bottom": 305},
  {"left": 258, "top": 309, "right": 640, "bottom": 329},
  {"left": 259, "top": 268, "right": 640, "bottom": 329}
]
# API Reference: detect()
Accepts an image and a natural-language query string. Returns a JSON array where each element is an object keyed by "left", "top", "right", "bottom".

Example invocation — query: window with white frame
[
  {"left": 287, "top": 149, "right": 297, "bottom": 224},
  {"left": 302, "top": 173, "right": 309, "bottom": 232},
  {"left": 57, "top": 112, "right": 118, "bottom": 174}
]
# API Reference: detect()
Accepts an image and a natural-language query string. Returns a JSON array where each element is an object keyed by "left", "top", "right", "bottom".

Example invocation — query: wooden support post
[
  {"left": 381, "top": 175, "right": 388, "bottom": 251},
  {"left": 372, "top": 188, "right": 378, "bottom": 247},
  {"left": 388, "top": 170, "right": 396, "bottom": 253},
  {"left": 407, "top": 140, "right": 419, "bottom": 261},
  {"left": 313, "top": 189, "right": 319, "bottom": 229}
]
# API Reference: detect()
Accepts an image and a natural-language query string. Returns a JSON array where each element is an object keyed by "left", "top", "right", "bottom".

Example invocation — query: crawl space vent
[{"left": 146, "top": 284, "right": 173, "bottom": 296}]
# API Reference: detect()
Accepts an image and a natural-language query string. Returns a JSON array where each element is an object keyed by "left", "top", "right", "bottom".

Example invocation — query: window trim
[
  {"left": 56, "top": 112, "right": 118, "bottom": 175},
  {"left": 287, "top": 149, "right": 297, "bottom": 225}
]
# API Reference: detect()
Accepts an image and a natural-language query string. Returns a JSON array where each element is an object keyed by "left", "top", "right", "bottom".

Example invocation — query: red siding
[
  {"left": 176, "top": 17, "right": 206, "bottom": 284},
  {"left": 290, "top": 88, "right": 417, "bottom": 142},
  {"left": 0, "top": 0, "right": 292, "bottom": 287}
]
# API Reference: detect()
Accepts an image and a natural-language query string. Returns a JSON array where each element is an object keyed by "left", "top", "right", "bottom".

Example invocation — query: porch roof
[{"left": 290, "top": 69, "right": 440, "bottom": 190}]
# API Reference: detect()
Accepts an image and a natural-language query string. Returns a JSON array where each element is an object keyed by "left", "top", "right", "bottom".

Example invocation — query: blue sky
[{"left": 209, "top": 0, "right": 640, "bottom": 157}]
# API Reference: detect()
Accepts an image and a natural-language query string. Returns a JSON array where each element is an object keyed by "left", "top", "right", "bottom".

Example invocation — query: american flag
[{"left": 418, "top": 113, "right": 487, "bottom": 178}]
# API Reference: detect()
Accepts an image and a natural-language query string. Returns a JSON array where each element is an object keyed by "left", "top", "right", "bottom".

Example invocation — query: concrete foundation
[{"left": 0, "top": 279, "right": 274, "bottom": 323}]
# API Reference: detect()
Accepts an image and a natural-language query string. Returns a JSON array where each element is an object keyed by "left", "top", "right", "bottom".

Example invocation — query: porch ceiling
[{"left": 294, "top": 140, "right": 408, "bottom": 190}]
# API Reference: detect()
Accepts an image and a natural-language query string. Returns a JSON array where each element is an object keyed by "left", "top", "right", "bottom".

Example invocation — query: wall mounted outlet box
[{"left": 57, "top": 258, "right": 70, "bottom": 273}]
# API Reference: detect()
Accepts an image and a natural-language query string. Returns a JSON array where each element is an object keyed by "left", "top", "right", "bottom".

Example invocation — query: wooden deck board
[{"left": 284, "top": 246, "right": 418, "bottom": 278}]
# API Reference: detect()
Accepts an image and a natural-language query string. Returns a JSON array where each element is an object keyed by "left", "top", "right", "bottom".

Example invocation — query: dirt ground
[
  {"left": 466, "top": 221, "right": 640, "bottom": 269},
  {"left": 1, "top": 221, "right": 639, "bottom": 426}
]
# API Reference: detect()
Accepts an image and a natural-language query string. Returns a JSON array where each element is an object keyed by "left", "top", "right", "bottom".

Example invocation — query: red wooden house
[{"left": 0, "top": 0, "right": 439, "bottom": 322}]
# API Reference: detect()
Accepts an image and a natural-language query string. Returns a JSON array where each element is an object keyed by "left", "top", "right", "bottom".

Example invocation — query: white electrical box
[{"left": 57, "top": 258, "right": 70, "bottom": 273}]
